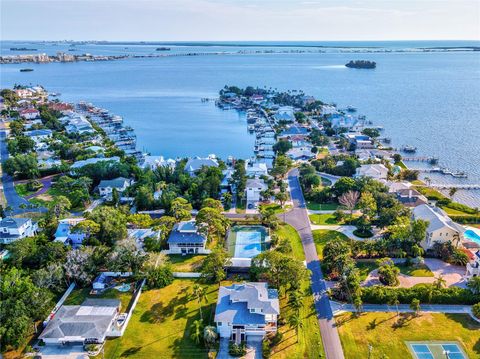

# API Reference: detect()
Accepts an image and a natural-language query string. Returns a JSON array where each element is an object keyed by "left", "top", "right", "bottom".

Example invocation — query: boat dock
[
  {"left": 417, "top": 167, "right": 467, "bottom": 178},
  {"left": 402, "top": 156, "right": 439, "bottom": 164},
  {"left": 430, "top": 184, "right": 480, "bottom": 190}
]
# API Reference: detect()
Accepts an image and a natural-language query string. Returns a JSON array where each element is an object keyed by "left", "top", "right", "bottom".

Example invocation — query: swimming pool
[
  {"left": 227, "top": 225, "right": 269, "bottom": 260},
  {"left": 464, "top": 229, "right": 480, "bottom": 244}
]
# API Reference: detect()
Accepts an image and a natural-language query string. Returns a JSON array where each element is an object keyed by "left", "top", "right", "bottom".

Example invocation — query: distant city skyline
[{"left": 1, "top": 0, "right": 479, "bottom": 41}]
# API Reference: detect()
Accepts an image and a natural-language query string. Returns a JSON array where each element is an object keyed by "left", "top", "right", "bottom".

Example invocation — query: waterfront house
[
  {"left": 245, "top": 159, "right": 268, "bottom": 177},
  {"left": 395, "top": 188, "right": 428, "bottom": 207},
  {"left": 54, "top": 218, "right": 86, "bottom": 247},
  {"left": 287, "top": 147, "right": 316, "bottom": 161},
  {"left": 345, "top": 133, "right": 374, "bottom": 149},
  {"left": 185, "top": 156, "right": 219, "bottom": 176},
  {"left": 39, "top": 299, "right": 121, "bottom": 345},
  {"left": 246, "top": 178, "right": 267, "bottom": 210},
  {"left": 273, "top": 106, "right": 295, "bottom": 123},
  {"left": 412, "top": 204, "right": 465, "bottom": 250},
  {"left": 98, "top": 177, "right": 133, "bottom": 199},
  {"left": 0, "top": 217, "right": 38, "bottom": 244},
  {"left": 64, "top": 115, "right": 95, "bottom": 135},
  {"left": 166, "top": 220, "right": 209, "bottom": 254},
  {"left": 355, "top": 164, "right": 389, "bottom": 180},
  {"left": 48, "top": 102, "right": 73, "bottom": 114},
  {"left": 24, "top": 129, "right": 53, "bottom": 143},
  {"left": 277, "top": 126, "right": 310, "bottom": 140},
  {"left": 214, "top": 282, "right": 279, "bottom": 341},
  {"left": 301, "top": 95, "right": 316, "bottom": 106},
  {"left": 141, "top": 155, "right": 176, "bottom": 170},
  {"left": 466, "top": 250, "right": 480, "bottom": 279}
]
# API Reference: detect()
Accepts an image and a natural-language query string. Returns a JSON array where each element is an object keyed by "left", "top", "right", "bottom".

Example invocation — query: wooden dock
[
  {"left": 430, "top": 184, "right": 480, "bottom": 190},
  {"left": 402, "top": 156, "right": 439, "bottom": 163}
]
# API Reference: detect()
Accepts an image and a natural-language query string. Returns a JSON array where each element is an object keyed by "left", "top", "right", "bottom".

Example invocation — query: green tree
[
  {"left": 200, "top": 247, "right": 232, "bottom": 283},
  {"left": 190, "top": 319, "right": 204, "bottom": 345},
  {"left": 410, "top": 298, "right": 421, "bottom": 317},
  {"left": 271, "top": 155, "right": 293, "bottom": 179},
  {"left": 195, "top": 207, "right": 230, "bottom": 242},
  {"left": 467, "top": 276, "right": 480, "bottom": 294},
  {"left": 203, "top": 326, "right": 217, "bottom": 348},
  {"left": 433, "top": 275, "right": 446, "bottom": 289},
  {"left": 170, "top": 197, "right": 192, "bottom": 221},
  {"left": 376, "top": 258, "right": 400, "bottom": 286},
  {"left": 273, "top": 139, "right": 292, "bottom": 155},
  {"left": 288, "top": 313, "right": 302, "bottom": 342},
  {"left": 135, "top": 185, "right": 154, "bottom": 210},
  {"left": 88, "top": 206, "right": 127, "bottom": 245},
  {"left": 358, "top": 191, "right": 377, "bottom": 218},
  {"left": 193, "top": 284, "right": 208, "bottom": 320},
  {"left": 3, "top": 154, "right": 39, "bottom": 179}
]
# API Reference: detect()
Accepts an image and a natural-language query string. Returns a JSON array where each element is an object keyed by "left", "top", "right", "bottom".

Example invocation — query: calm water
[{"left": 1, "top": 41, "right": 480, "bottom": 205}]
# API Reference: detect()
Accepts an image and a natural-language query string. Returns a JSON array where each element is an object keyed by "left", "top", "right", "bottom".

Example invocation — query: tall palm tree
[
  {"left": 193, "top": 284, "right": 208, "bottom": 320},
  {"left": 467, "top": 276, "right": 480, "bottom": 294},
  {"left": 288, "top": 313, "right": 302, "bottom": 342},
  {"left": 288, "top": 290, "right": 303, "bottom": 315},
  {"left": 433, "top": 275, "right": 446, "bottom": 289},
  {"left": 190, "top": 319, "right": 203, "bottom": 345}
]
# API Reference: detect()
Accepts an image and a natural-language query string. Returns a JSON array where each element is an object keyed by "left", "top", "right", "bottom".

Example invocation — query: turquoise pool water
[
  {"left": 464, "top": 229, "right": 480, "bottom": 244},
  {"left": 227, "top": 226, "right": 268, "bottom": 259}
]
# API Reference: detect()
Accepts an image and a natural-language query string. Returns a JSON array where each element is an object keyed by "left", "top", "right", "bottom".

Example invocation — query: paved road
[
  {"left": 317, "top": 171, "right": 341, "bottom": 185},
  {"left": 331, "top": 301, "right": 475, "bottom": 315},
  {"left": 285, "top": 168, "right": 345, "bottom": 359},
  {"left": 0, "top": 130, "right": 30, "bottom": 214}
]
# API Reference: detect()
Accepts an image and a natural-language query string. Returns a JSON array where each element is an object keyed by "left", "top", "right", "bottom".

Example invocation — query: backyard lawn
[
  {"left": 64, "top": 286, "right": 134, "bottom": 312},
  {"left": 101, "top": 279, "right": 218, "bottom": 359},
  {"left": 309, "top": 213, "right": 341, "bottom": 225},
  {"left": 355, "top": 261, "right": 434, "bottom": 281},
  {"left": 168, "top": 254, "right": 206, "bottom": 272},
  {"left": 312, "top": 229, "right": 350, "bottom": 260},
  {"left": 270, "top": 224, "right": 325, "bottom": 358},
  {"left": 306, "top": 202, "right": 339, "bottom": 211},
  {"left": 336, "top": 312, "right": 480, "bottom": 359}
]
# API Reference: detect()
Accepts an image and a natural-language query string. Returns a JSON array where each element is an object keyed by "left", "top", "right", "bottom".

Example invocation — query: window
[{"left": 217, "top": 322, "right": 222, "bottom": 326}]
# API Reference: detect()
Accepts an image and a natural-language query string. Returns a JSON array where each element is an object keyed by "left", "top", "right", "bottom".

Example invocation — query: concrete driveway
[
  {"left": 244, "top": 336, "right": 262, "bottom": 358},
  {"left": 37, "top": 345, "right": 88, "bottom": 359}
]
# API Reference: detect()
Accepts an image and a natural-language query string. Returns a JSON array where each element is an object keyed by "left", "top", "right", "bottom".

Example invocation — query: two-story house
[
  {"left": 246, "top": 178, "right": 267, "bottom": 210},
  {"left": 166, "top": 220, "right": 209, "bottom": 254},
  {"left": 0, "top": 217, "right": 38, "bottom": 244},
  {"left": 215, "top": 282, "right": 279, "bottom": 341},
  {"left": 97, "top": 177, "right": 133, "bottom": 199}
]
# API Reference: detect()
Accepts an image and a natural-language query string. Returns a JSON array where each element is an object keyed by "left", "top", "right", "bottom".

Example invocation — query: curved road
[{"left": 285, "top": 168, "right": 345, "bottom": 359}]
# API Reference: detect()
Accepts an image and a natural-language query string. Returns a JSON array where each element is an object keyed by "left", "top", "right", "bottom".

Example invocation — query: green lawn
[
  {"left": 307, "top": 202, "right": 339, "bottom": 211},
  {"left": 355, "top": 262, "right": 378, "bottom": 281},
  {"left": 14, "top": 183, "right": 38, "bottom": 197},
  {"left": 168, "top": 254, "right": 206, "bottom": 273},
  {"left": 309, "top": 213, "right": 342, "bottom": 225},
  {"left": 260, "top": 203, "right": 285, "bottom": 214},
  {"left": 102, "top": 279, "right": 218, "bottom": 359},
  {"left": 394, "top": 161, "right": 408, "bottom": 169},
  {"left": 336, "top": 312, "right": 480, "bottom": 359},
  {"left": 64, "top": 286, "right": 134, "bottom": 312},
  {"left": 397, "top": 263, "right": 434, "bottom": 277},
  {"left": 312, "top": 229, "right": 350, "bottom": 260},
  {"left": 271, "top": 224, "right": 324, "bottom": 358}
]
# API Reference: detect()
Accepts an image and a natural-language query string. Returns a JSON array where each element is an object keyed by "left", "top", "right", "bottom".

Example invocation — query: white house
[
  {"left": 24, "top": 129, "right": 53, "bottom": 144},
  {"left": 246, "top": 178, "right": 267, "bottom": 210},
  {"left": 355, "top": 164, "right": 389, "bottom": 180},
  {"left": 70, "top": 156, "right": 120, "bottom": 171},
  {"left": 273, "top": 106, "right": 295, "bottom": 123},
  {"left": 98, "top": 177, "right": 133, "bottom": 199},
  {"left": 0, "top": 217, "right": 38, "bottom": 244},
  {"left": 466, "top": 250, "right": 480, "bottom": 279},
  {"left": 19, "top": 108, "right": 40, "bottom": 119},
  {"left": 412, "top": 204, "right": 465, "bottom": 250},
  {"left": 141, "top": 155, "right": 176, "bottom": 170},
  {"left": 245, "top": 159, "right": 268, "bottom": 177},
  {"left": 214, "top": 282, "right": 279, "bottom": 341},
  {"left": 54, "top": 218, "right": 86, "bottom": 246},
  {"left": 184, "top": 156, "right": 219, "bottom": 176},
  {"left": 166, "top": 221, "right": 209, "bottom": 254}
]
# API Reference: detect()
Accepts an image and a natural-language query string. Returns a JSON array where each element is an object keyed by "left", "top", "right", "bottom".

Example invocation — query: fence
[{"left": 173, "top": 272, "right": 202, "bottom": 278}]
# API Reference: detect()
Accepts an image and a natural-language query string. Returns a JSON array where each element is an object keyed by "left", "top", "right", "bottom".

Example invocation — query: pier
[
  {"left": 417, "top": 167, "right": 467, "bottom": 178},
  {"left": 430, "top": 184, "right": 480, "bottom": 190}
]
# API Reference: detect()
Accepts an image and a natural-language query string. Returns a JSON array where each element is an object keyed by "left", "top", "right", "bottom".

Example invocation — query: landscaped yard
[
  {"left": 270, "top": 224, "right": 324, "bottom": 358},
  {"left": 260, "top": 203, "right": 292, "bottom": 214},
  {"left": 355, "top": 261, "right": 378, "bottom": 281},
  {"left": 168, "top": 254, "right": 206, "bottom": 273},
  {"left": 336, "top": 312, "right": 480, "bottom": 359},
  {"left": 309, "top": 213, "right": 341, "bottom": 225},
  {"left": 101, "top": 279, "right": 217, "bottom": 359},
  {"left": 397, "top": 263, "right": 434, "bottom": 277},
  {"left": 312, "top": 229, "right": 350, "bottom": 259},
  {"left": 307, "top": 202, "right": 339, "bottom": 211},
  {"left": 14, "top": 183, "right": 38, "bottom": 197}
]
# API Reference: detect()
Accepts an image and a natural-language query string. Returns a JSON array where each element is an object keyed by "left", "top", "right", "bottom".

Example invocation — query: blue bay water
[{"left": 1, "top": 41, "right": 480, "bottom": 205}]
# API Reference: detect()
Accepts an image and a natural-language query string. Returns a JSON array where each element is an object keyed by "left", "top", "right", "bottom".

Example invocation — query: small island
[
  {"left": 10, "top": 47, "right": 37, "bottom": 51},
  {"left": 345, "top": 60, "right": 376, "bottom": 69},
  {"left": 156, "top": 47, "right": 171, "bottom": 51},
  {"left": 19, "top": 68, "right": 34, "bottom": 72}
]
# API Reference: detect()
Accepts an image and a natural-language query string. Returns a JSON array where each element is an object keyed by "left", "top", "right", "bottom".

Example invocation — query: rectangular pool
[{"left": 227, "top": 225, "right": 269, "bottom": 261}]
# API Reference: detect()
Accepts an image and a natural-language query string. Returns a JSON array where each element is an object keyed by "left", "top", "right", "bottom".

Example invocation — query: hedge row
[{"left": 359, "top": 285, "right": 480, "bottom": 305}]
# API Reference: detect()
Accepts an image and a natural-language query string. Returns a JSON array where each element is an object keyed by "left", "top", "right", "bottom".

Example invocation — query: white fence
[
  {"left": 43, "top": 282, "right": 76, "bottom": 327},
  {"left": 173, "top": 272, "right": 202, "bottom": 278}
]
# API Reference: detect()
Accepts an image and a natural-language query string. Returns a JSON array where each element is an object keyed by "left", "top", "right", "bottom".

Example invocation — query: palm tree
[
  {"left": 449, "top": 187, "right": 458, "bottom": 198},
  {"left": 203, "top": 325, "right": 217, "bottom": 348},
  {"left": 467, "top": 276, "right": 480, "bottom": 294},
  {"left": 193, "top": 284, "right": 208, "bottom": 320},
  {"left": 353, "top": 296, "right": 363, "bottom": 315},
  {"left": 288, "top": 290, "right": 304, "bottom": 315},
  {"left": 433, "top": 275, "right": 446, "bottom": 289},
  {"left": 190, "top": 319, "right": 203, "bottom": 345},
  {"left": 452, "top": 232, "right": 461, "bottom": 248},
  {"left": 288, "top": 313, "right": 302, "bottom": 342}
]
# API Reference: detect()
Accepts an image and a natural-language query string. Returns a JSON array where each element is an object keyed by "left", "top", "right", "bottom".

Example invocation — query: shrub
[
  {"left": 353, "top": 229, "right": 374, "bottom": 238},
  {"left": 262, "top": 340, "right": 271, "bottom": 358},
  {"left": 472, "top": 303, "right": 480, "bottom": 319},
  {"left": 229, "top": 342, "right": 247, "bottom": 357}
]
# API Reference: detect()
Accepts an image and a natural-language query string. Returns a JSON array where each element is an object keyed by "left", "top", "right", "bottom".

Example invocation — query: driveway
[
  {"left": 284, "top": 169, "right": 345, "bottom": 359},
  {"left": 244, "top": 336, "right": 262, "bottom": 358},
  {"left": 36, "top": 345, "right": 88, "bottom": 359},
  {"left": 217, "top": 338, "right": 233, "bottom": 359},
  {"left": 362, "top": 258, "right": 468, "bottom": 288}
]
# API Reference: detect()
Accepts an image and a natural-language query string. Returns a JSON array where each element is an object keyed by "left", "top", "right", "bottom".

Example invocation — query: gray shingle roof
[
  {"left": 0, "top": 217, "right": 30, "bottom": 229},
  {"left": 39, "top": 299, "right": 120, "bottom": 341},
  {"left": 167, "top": 221, "right": 206, "bottom": 244},
  {"left": 185, "top": 158, "right": 218, "bottom": 173},
  {"left": 413, "top": 204, "right": 465, "bottom": 234},
  {"left": 98, "top": 177, "right": 129, "bottom": 189},
  {"left": 214, "top": 283, "right": 279, "bottom": 325}
]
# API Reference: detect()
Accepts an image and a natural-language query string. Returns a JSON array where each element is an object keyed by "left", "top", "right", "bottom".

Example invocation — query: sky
[{"left": 1, "top": 0, "right": 479, "bottom": 41}]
